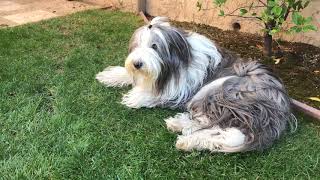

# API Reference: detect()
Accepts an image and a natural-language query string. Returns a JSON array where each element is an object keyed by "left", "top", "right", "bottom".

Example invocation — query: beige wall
[
  {"left": 85, "top": 0, "right": 320, "bottom": 47},
  {"left": 85, "top": 0, "right": 138, "bottom": 12}
]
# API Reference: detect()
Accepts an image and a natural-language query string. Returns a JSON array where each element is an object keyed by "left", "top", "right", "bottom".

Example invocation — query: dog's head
[{"left": 125, "top": 17, "right": 191, "bottom": 93}]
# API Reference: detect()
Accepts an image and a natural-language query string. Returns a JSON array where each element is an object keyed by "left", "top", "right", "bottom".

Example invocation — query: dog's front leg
[
  {"left": 96, "top": 66, "right": 133, "bottom": 87},
  {"left": 121, "top": 87, "right": 158, "bottom": 108}
]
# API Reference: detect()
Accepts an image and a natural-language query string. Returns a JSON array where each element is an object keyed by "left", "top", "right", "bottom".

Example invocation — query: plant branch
[
  {"left": 257, "top": 0, "right": 267, "bottom": 7},
  {"left": 201, "top": 5, "right": 264, "bottom": 13},
  {"left": 200, "top": 7, "right": 215, "bottom": 11},
  {"left": 209, "top": 4, "right": 265, "bottom": 22},
  {"left": 218, "top": 4, "right": 264, "bottom": 21},
  {"left": 226, "top": 5, "right": 265, "bottom": 15},
  {"left": 224, "top": 14, "right": 262, "bottom": 21},
  {"left": 283, "top": 7, "right": 291, "bottom": 21}
]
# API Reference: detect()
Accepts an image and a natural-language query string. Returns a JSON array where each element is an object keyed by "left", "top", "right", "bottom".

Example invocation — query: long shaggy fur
[
  {"left": 187, "top": 61, "right": 296, "bottom": 151},
  {"left": 96, "top": 16, "right": 296, "bottom": 152}
]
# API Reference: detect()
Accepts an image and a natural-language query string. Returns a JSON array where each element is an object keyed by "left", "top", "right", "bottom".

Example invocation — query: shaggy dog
[{"left": 96, "top": 17, "right": 296, "bottom": 152}]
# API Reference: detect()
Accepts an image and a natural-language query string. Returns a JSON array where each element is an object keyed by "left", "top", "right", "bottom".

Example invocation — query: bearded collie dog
[{"left": 96, "top": 17, "right": 296, "bottom": 152}]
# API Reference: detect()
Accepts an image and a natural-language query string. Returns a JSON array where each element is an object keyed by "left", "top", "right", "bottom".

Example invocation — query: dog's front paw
[
  {"left": 96, "top": 66, "right": 132, "bottom": 87},
  {"left": 165, "top": 113, "right": 192, "bottom": 133},
  {"left": 121, "top": 93, "right": 142, "bottom": 108},
  {"left": 165, "top": 117, "right": 184, "bottom": 133},
  {"left": 176, "top": 136, "right": 192, "bottom": 151},
  {"left": 121, "top": 88, "right": 157, "bottom": 108}
]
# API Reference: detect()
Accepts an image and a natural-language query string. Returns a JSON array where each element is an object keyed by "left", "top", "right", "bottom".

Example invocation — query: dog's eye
[{"left": 151, "top": 44, "right": 157, "bottom": 50}]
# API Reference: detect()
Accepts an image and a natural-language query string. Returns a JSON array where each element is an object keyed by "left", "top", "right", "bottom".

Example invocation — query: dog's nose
[{"left": 133, "top": 61, "right": 143, "bottom": 69}]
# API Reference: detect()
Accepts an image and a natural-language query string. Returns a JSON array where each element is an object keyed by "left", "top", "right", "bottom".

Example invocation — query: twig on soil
[
  {"left": 100, "top": 6, "right": 113, "bottom": 10},
  {"left": 257, "top": 0, "right": 267, "bottom": 7}
]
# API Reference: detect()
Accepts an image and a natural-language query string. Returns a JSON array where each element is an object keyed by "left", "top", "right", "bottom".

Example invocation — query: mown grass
[{"left": 0, "top": 10, "right": 319, "bottom": 179}]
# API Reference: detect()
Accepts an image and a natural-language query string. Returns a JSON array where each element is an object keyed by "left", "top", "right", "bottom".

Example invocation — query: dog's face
[{"left": 125, "top": 17, "right": 191, "bottom": 93}]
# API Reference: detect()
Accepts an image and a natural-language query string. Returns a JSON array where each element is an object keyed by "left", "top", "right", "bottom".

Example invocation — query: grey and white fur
[{"left": 96, "top": 17, "right": 296, "bottom": 152}]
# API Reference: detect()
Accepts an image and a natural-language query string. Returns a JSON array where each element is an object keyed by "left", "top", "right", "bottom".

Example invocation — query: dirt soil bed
[{"left": 173, "top": 21, "right": 320, "bottom": 109}]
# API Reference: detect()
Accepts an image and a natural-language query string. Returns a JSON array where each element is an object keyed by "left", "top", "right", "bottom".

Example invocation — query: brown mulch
[{"left": 173, "top": 21, "right": 320, "bottom": 109}]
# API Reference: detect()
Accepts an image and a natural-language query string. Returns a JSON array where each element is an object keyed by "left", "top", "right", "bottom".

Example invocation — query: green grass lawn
[{"left": 0, "top": 10, "right": 319, "bottom": 179}]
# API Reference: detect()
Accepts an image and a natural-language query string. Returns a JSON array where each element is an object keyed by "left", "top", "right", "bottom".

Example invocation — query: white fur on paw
[
  {"left": 181, "top": 125, "right": 202, "bottom": 136},
  {"left": 121, "top": 93, "right": 142, "bottom": 108},
  {"left": 221, "top": 128, "right": 246, "bottom": 147},
  {"left": 121, "top": 88, "right": 157, "bottom": 108},
  {"left": 165, "top": 113, "right": 191, "bottom": 133},
  {"left": 175, "top": 136, "right": 191, "bottom": 151},
  {"left": 96, "top": 66, "right": 132, "bottom": 87},
  {"left": 165, "top": 117, "right": 183, "bottom": 133},
  {"left": 181, "top": 127, "right": 193, "bottom": 136}
]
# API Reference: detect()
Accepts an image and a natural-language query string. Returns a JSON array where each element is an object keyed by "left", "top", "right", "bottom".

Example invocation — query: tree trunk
[
  {"left": 263, "top": 21, "right": 275, "bottom": 57},
  {"left": 263, "top": 33, "right": 273, "bottom": 57}
]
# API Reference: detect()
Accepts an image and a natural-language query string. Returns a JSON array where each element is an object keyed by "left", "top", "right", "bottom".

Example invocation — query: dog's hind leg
[
  {"left": 96, "top": 66, "right": 133, "bottom": 87},
  {"left": 175, "top": 127, "right": 246, "bottom": 152},
  {"left": 166, "top": 111, "right": 247, "bottom": 152}
]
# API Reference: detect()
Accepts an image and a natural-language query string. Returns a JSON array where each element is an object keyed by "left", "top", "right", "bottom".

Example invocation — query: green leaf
[
  {"left": 298, "top": 1, "right": 303, "bottom": 10},
  {"left": 272, "top": 6, "right": 282, "bottom": 16},
  {"left": 290, "top": 26, "right": 302, "bottom": 33},
  {"left": 239, "top": 8, "right": 248, "bottom": 15},
  {"left": 252, "top": 12, "right": 257, "bottom": 16},
  {"left": 296, "top": 27, "right": 302, "bottom": 32},
  {"left": 304, "top": 16, "right": 313, "bottom": 24},
  {"left": 281, "top": 6, "right": 288, "bottom": 16},
  {"left": 267, "top": 0, "right": 276, "bottom": 7},
  {"left": 269, "top": 28, "right": 280, "bottom": 35},
  {"left": 302, "top": 24, "right": 318, "bottom": 32},
  {"left": 287, "top": 0, "right": 295, "bottom": 7},
  {"left": 261, "top": 10, "right": 274, "bottom": 22},
  {"left": 214, "top": 0, "right": 226, "bottom": 7},
  {"left": 292, "top": 12, "right": 303, "bottom": 25},
  {"left": 293, "top": 0, "right": 303, "bottom": 10},
  {"left": 219, "top": 10, "right": 225, "bottom": 16},
  {"left": 261, "top": 11, "right": 268, "bottom": 22},
  {"left": 304, "top": 1, "right": 310, "bottom": 8},
  {"left": 277, "top": 17, "right": 284, "bottom": 24}
]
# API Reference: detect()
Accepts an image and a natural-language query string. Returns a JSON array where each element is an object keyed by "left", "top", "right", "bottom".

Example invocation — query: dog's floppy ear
[{"left": 150, "top": 17, "right": 170, "bottom": 26}]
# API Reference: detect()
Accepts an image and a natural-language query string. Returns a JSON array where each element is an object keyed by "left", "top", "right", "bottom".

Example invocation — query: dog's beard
[{"left": 125, "top": 48, "right": 162, "bottom": 91}]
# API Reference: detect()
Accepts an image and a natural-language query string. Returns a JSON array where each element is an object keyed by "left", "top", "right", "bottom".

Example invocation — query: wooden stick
[
  {"left": 292, "top": 99, "right": 320, "bottom": 121},
  {"left": 139, "top": 11, "right": 149, "bottom": 24}
]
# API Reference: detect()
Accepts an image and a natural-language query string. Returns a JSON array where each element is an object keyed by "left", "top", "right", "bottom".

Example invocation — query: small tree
[{"left": 197, "top": 0, "right": 317, "bottom": 56}]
